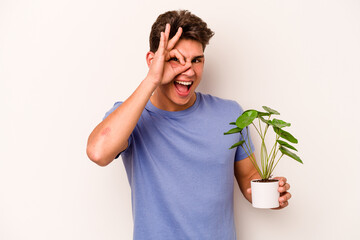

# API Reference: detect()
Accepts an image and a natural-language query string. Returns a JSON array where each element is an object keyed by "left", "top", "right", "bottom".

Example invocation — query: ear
[{"left": 146, "top": 51, "right": 155, "bottom": 67}]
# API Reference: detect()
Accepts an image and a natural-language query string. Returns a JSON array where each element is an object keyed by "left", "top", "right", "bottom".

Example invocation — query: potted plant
[{"left": 224, "top": 106, "right": 303, "bottom": 208}]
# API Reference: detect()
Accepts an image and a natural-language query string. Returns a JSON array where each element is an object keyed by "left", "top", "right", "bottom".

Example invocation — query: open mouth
[{"left": 174, "top": 80, "right": 193, "bottom": 95}]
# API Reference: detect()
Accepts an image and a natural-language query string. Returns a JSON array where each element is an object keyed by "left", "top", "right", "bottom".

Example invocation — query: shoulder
[
  {"left": 103, "top": 101, "right": 123, "bottom": 119},
  {"left": 197, "top": 92, "right": 244, "bottom": 114}
]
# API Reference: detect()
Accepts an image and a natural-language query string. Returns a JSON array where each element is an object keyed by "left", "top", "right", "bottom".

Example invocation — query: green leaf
[
  {"left": 270, "top": 119, "right": 291, "bottom": 128},
  {"left": 273, "top": 127, "right": 298, "bottom": 143},
  {"left": 229, "top": 140, "right": 245, "bottom": 149},
  {"left": 277, "top": 140, "right": 298, "bottom": 151},
  {"left": 257, "top": 111, "right": 271, "bottom": 117},
  {"left": 263, "top": 106, "right": 280, "bottom": 115},
  {"left": 259, "top": 116, "right": 270, "bottom": 124},
  {"left": 279, "top": 147, "right": 303, "bottom": 164},
  {"left": 229, "top": 122, "right": 236, "bottom": 125},
  {"left": 236, "top": 110, "right": 258, "bottom": 128},
  {"left": 224, "top": 127, "right": 243, "bottom": 135}
]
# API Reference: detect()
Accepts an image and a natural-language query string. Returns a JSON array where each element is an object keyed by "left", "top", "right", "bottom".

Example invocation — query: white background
[{"left": 1, "top": 0, "right": 359, "bottom": 239}]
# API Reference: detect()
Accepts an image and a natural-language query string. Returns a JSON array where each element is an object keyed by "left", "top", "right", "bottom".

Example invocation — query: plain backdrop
[{"left": 1, "top": 0, "right": 359, "bottom": 239}]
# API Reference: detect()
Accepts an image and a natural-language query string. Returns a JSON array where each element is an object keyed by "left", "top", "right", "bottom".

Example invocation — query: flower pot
[{"left": 251, "top": 179, "right": 280, "bottom": 209}]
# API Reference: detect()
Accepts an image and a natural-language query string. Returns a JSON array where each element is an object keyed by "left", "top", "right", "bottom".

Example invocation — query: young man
[{"left": 87, "top": 10, "right": 291, "bottom": 240}]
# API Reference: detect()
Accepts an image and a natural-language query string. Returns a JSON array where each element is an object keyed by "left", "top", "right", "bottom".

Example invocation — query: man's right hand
[
  {"left": 146, "top": 23, "right": 191, "bottom": 87},
  {"left": 87, "top": 24, "right": 190, "bottom": 167}
]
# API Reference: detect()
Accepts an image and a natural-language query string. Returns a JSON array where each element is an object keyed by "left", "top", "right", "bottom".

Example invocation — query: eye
[
  {"left": 192, "top": 58, "right": 202, "bottom": 63},
  {"left": 169, "top": 57, "right": 179, "bottom": 62}
]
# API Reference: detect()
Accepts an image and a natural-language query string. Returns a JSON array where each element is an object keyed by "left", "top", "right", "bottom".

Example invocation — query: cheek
[
  {"left": 194, "top": 65, "right": 204, "bottom": 78},
  {"left": 169, "top": 61, "right": 181, "bottom": 68}
]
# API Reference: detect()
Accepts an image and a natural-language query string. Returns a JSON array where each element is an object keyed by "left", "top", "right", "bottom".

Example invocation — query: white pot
[{"left": 251, "top": 179, "right": 280, "bottom": 209}]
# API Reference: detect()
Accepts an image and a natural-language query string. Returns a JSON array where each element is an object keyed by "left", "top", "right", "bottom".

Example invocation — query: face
[{"left": 151, "top": 39, "right": 204, "bottom": 111}]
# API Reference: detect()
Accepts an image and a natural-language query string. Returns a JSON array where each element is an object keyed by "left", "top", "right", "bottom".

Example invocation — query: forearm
[
  {"left": 237, "top": 171, "right": 261, "bottom": 203},
  {"left": 234, "top": 155, "right": 261, "bottom": 203},
  {"left": 87, "top": 24, "right": 185, "bottom": 166},
  {"left": 87, "top": 77, "right": 158, "bottom": 166}
]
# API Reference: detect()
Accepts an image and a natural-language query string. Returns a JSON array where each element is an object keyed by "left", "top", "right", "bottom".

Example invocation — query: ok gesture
[{"left": 146, "top": 24, "right": 191, "bottom": 86}]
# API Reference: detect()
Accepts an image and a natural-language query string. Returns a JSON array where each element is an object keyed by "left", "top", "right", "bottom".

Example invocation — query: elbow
[{"left": 86, "top": 145, "right": 111, "bottom": 167}]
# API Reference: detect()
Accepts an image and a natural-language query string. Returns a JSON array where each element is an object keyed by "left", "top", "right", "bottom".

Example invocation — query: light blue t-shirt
[{"left": 104, "top": 92, "right": 254, "bottom": 240}]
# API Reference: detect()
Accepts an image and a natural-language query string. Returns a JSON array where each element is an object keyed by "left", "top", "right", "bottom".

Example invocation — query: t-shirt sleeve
[
  {"left": 103, "top": 101, "right": 133, "bottom": 159},
  {"left": 233, "top": 103, "right": 255, "bottom": 162},
  {"left": 234, "top": 126, "right": 255, "bottom": 161},
  {"left": 103, "top": 101, "right": 121, "bottom": 119}
]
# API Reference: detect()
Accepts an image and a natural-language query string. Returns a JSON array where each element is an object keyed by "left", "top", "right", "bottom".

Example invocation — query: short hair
[{"left": 149, "top": 10, "right": 214, "bottom": 52}]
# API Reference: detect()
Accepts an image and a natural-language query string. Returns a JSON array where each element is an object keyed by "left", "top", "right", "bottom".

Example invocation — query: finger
[
  {"left": 172, "top": 62, "right": 191, "bottom": 76},
  {"left": 274, "top": 176, "right": 287, "bottom": 183},
  {"left": 274, "top": 176, "right": 287, "bottom": 186},
  {"left": 164, "top": 23, "right": 170, "bottom": 44},
  {"left": 169, "top": 49, "right": 186, "bottom": 65},
  {"left": 167, "top": 27, "right": 183, "bottom": 50},
  {"left": 279, "top": 192, "right": 292, "bottom": 202},
  {"left": 278, "top": 183, "right": 290, "bottom": 193},
  {"left": 157, "top": 32, "right": 166, "bottom": 53},
  {"left": 272, "top": 201, "right": 288, "bottom": 210},
  {"left": 279, "top": 201, "right": 289, "bottom": 208},
  {"left": 247, "top": 188, "right": 252, "bottom": 194}
]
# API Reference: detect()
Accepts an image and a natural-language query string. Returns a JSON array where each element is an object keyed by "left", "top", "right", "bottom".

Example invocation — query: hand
[
  {"left": 273, "top": 176, "right": 291, "bottom": 210},
  {"left": 245, "top": 176, "right": 291, "bottom": 209},
  {"left": 146, "top": 24, "right": 191, "bottom": 86}
]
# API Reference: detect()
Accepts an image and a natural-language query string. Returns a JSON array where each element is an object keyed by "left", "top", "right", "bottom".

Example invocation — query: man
[{"left": 87, "top": 10, "right": 291, "bottom": 240}]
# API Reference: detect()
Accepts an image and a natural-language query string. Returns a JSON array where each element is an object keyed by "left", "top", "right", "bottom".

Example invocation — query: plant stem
[
  {"left": 268, "top": 144, "right": 280, "bottom": 176},
  {"left": 269, "top": 135, "right": 280, "bottom": 163},
  {"left": 251, "top": 122, "right": 262, "bottom": 138},
  {"left": 258, "top": 117, "right": 263, "bottom": 137},
  {"left": 261, "top": 122, "right": 269, "bottom": 179},
  {"left": 263, "top": 115, "right": 271, "bottom": 137},
  {"left": 262, "top": 115, "right": 273, "bottom": 178},
  {"left": 251, "top": 122, "right": 266, "bottom": 176},
  {"left": 240, "top": 128, "right": 264, "bottom": 179},
  {"left": 270, "top": 153, "right": 284, "bottom": 175},
  {"left": 240, "top": 144, "right": 263, "bottom": 178},
  {"left": 261, "top": 137, "right": 268, "bottom": 177}
]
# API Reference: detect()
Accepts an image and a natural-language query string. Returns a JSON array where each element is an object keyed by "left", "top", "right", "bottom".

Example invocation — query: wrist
[{"left": 142, "top": 76, "right": 160, "bottom": 92}]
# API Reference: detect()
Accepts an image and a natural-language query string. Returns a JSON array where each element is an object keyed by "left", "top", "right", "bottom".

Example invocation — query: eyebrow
[
  {"left": 180, "top": 55, "right": 204, "bottom": 62},
  {"left": 190, "top": 55, "right": 204, "bottom": 61},
  {"left": 193, "top": 55, "right": 204, "bottom": 59}
]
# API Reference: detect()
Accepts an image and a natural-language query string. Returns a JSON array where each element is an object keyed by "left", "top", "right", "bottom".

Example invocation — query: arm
[
  {"left": 234, "top": 154, "right": 260, "bottom": 203},
  {"left": 234, "top": 155, "right": 292, "bottom": 209},
  {"left": 86, "top": 24, "right": 190, "bottom": 166},
  {"left": 86, "top": 79, "right": 157, "bottom": 166}
]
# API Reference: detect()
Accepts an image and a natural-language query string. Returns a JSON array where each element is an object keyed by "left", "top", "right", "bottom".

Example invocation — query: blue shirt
[{"left": 104, "top": 92, "right": 254, "bottom": 240}]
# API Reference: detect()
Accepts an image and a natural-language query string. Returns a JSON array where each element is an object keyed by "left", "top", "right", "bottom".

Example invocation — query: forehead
[{"left": 174, "top": 39, "right": 204, "bottom": 58}]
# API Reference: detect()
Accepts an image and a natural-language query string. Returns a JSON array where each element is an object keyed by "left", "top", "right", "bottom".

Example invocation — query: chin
[{"left": 170, "top": 92, "right": 196, "bottom": 108}]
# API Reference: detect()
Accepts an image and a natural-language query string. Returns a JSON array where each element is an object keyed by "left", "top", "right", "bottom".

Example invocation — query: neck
[{"left": 150, "top": 91, "right": 197, "bottom": 111}]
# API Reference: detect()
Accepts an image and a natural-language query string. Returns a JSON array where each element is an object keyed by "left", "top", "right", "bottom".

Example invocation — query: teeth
[{"left": 175, "top": 81, "right": 192, "bottom": 86}]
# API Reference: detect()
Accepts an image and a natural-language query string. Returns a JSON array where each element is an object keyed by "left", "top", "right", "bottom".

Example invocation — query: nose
[{"left": 181, "top": 61, "right": 195, "bottom": 77}]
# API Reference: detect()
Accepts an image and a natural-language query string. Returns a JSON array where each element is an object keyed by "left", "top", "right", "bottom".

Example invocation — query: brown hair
[{"left": 149, "top": 10, "right": 214, "bottom": 52}]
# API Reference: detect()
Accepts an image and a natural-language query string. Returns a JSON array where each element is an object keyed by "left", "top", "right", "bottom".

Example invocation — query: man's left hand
[{"left": 273, "top": 176, "right": 291, "bottom": 210}]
